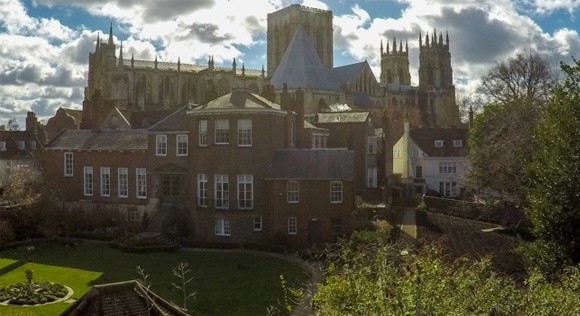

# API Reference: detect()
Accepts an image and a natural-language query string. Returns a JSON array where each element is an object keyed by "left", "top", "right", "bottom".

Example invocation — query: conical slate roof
[{"left": 270, "top": 26, "right": 335, "bottom": 90}]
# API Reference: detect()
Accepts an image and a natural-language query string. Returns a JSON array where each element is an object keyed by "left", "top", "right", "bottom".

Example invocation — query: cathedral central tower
[{"left": 267, "top": 4, "right": 333, "bottom": 77}]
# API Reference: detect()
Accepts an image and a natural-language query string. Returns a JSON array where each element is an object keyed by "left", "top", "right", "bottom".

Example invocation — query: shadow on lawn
[{"left": 0, "top": 260, "right": 26, "bottom": 276}]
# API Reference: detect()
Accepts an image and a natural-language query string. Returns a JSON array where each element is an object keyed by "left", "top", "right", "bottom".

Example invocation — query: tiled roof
[
  {"left": 46, "top": 129, "right": 147, "bottom": 151},
  {"left": 270, "top": 26, "right": 335, "bottom": 90},
  {"left": 190, "top": 88, "right": 281, "bottom": 112},
  {"left": 316, "top": 111, "right": 370, "bottom": 124},
  {"left": 148, "top": 105, "right": 190, "bottom": 131},
  {"left": 61, "top": 280, "right": 190, "bottom": 316},
  {"left": 410, "top": 128, "right": 469, "bottom": 157},
  {"left": 266, "top": 149, "right": 354, "bottom": 180}
]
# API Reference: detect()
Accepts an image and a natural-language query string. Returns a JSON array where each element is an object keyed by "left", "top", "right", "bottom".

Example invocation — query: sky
[{"left": 0, "top": 0, "right": 579, "bottom": 126}]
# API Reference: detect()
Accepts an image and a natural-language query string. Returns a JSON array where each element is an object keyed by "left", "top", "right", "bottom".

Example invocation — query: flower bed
[{"left": 0, "top": 282, "right": 68, "bottom": 305}]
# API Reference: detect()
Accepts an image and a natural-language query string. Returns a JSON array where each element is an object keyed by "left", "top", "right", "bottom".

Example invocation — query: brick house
[
  {"left": 43, "top": 128, "right": 152, "bottom": 221},
  {"left": 43, "top": 88, "right": 367, "bottom": 247},
  {"left": 182, "top": 88, "right": 295, "bottom": 243},
  {"left": 145, "top": 88, "right": 360, "bottom": 246},
  {"left": 266, "top": 149, "right": 356, "bottom": 247},
  {"left": 315, "top": 111, "right": 383, "bottom": 190},
  {"left": 0, "top": 112, "right": 44, "bottom": 191}
]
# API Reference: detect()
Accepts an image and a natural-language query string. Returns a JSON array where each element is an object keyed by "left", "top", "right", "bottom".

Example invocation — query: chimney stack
[
  {"left": 92, "top": 89, "right": 104, "bottom": 132},
  {"left": 294, "top": 87, "right": 305, "bottom": 148},
  {"left": 26, "top": 112, "right": 37, "bottom": 137}
]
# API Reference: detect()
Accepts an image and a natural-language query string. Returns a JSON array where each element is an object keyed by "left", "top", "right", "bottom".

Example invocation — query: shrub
[{"left": 0, "top": 219, "right": 15, "bottom": 244}]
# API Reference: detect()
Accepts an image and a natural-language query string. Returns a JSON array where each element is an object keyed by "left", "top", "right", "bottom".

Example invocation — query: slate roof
[
  {"left": 63, "top": 108, "right": 83, "bottom": 123},
  {"left": 61, "top": 280, "right": 190, "bottom": 316},
  {"left": 0, "top": 131, "right": 41, "bottom": 160},
  {"left": 266, "top": 149, "right": 354, "bottom": 180},
  {"left": 270, "top": 26, "right": 335, "bottom": 90},
  {"left": 125, "top": 109, "right": 177, "bottom": 128},
  {"left": 410, "top": 128, "right": 469, "bottom": 157},
  {"left": 148, "top": 105, "right": 190, "bottom": 132},
  {"left": 102, "top": 108, "right": 131, "bottom": 130},
  {"left": 189, "top": 88, "right": 281, "bottom": 112},
  {"left": 328, "top": 62, "right": 365, "bottom": 87},
  {"left": 316, "top": 111, "right": 370, "bottom": 124},
  {"left": 352, "top": 92, "right": 374, "bottom": 107},
  {"left": 46, "top": 129, "right": 147, "bottom": 151}
]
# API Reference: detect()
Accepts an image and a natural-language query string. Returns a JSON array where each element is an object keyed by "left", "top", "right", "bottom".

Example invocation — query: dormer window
[
  {"left": 453, "top": 140, "right": 463, "bottom": 147},
  {"left": 0, "top": 142, "right": 5, "bottom": 151},
  {"left": 434, "top": 140, "right": 444, "bottom": 148}
]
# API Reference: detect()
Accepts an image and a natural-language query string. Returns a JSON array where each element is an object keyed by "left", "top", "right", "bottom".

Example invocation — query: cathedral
[{"left": 81, "top": 4, "right": 460, "bottom": 130}]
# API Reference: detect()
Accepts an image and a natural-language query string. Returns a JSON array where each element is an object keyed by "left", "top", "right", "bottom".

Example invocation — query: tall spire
[
  {"left": 131, "top": 53, "right": 134, "bottom": 68},
  {"left": 425, "top": 33, "right": 429, "bottom": 46},
  {"left": 446, "top": 31, "right": 449, "bottom": 46},
  {"left": 177, "top": 57, "right": 181, "bottom": 71},
  {"left": 108, "top": 23, "right": 114, "bottom": 45},
  {"left": 386, "top": 41, "right": 390, "bottom": 54},
  {"left": 95, "top": 33, "right": 101, "bottom": 52},
  {"left": 117, "top": 41, "right": 123, "bottom": 67},
  {"left": 419, "top": 31, "right": 422, "bottom": 47},
  {"left": 261, "top": 64, "right": 265, "bottom": 77},
  {"left": 405, "top": 39, "right": 408, "bottom": 53},
  {"left": 433, "top": 28, "right": 437, "bottom": 46},
  {"left": 380, "top": 40, "right": 384, "bottom": 55},
  {"left": 439, "top": 32, "right": 443, "bottom": 46},
  {"left": 399, "top": 40, "right": 403, "bottom": 52},
  {"left": 392, "top": 36, "right": 397, "bottom": 53},
  {"left": 154, "top": 55, "right": 158, "bottom": 69}
]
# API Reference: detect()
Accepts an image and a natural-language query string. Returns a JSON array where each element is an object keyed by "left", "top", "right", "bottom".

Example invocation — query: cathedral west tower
[
  {"left": 380, "top": 37, "right": 411, "bottom": 85},
  {"left": 417, "top": 30, "right": 459, "bottom": 127}
]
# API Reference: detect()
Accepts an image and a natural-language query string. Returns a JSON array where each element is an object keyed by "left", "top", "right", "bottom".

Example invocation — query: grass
[{"left": 0, "top": 242, "right": 310, "bottom": 315}]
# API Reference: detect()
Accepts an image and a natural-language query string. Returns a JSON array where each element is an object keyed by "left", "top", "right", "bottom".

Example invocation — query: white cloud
[
  {"left": 332, "top": 0, "right": 580, "bottom": 96},
  {"left": 530, "top": 0, "right": 580, "bottom": 14},
  {"left": 1, "top": 0, "right": 579, "bottom": 126}
]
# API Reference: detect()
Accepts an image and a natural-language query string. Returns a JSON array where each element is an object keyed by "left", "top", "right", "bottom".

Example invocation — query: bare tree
[
  {"left": 468, "top": 50, "right": 556, "bottom": 205},
  {"left": 477, "top": 50, "right": 556, "bottom": 106},
  {"left": 172, "top": 262, "right": 196, "bottom": 310},
  {"left": 3, "top": 166, "right": 43, "bottom": 206},
  {"left": 456, "top": 94, "right": 484, "bottom": 122}
]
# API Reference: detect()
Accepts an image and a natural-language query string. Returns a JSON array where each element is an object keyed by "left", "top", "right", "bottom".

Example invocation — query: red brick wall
[
  {"left": 43, "top": 149, "right": 149, "bottom": 205},
  {"left": 267, "top": 179, "right": 355, "bottom": 247}
]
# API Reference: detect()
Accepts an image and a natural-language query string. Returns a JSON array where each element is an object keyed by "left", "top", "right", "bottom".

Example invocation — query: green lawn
[{"left": 0, "top": 242, "right": 310, "bottom": 315}]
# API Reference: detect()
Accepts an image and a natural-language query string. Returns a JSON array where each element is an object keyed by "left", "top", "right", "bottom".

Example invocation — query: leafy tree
[
  {"left": 313, "top": 236, "right": 580, "bottom": 315},
  {"left": 524, "top": 60, "right": 580, "bottom": 277}
]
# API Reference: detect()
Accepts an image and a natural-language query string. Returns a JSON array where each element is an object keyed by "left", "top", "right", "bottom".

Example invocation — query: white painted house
[{"left": 393, "top": 122, "right": 468, "bottom": 197}]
